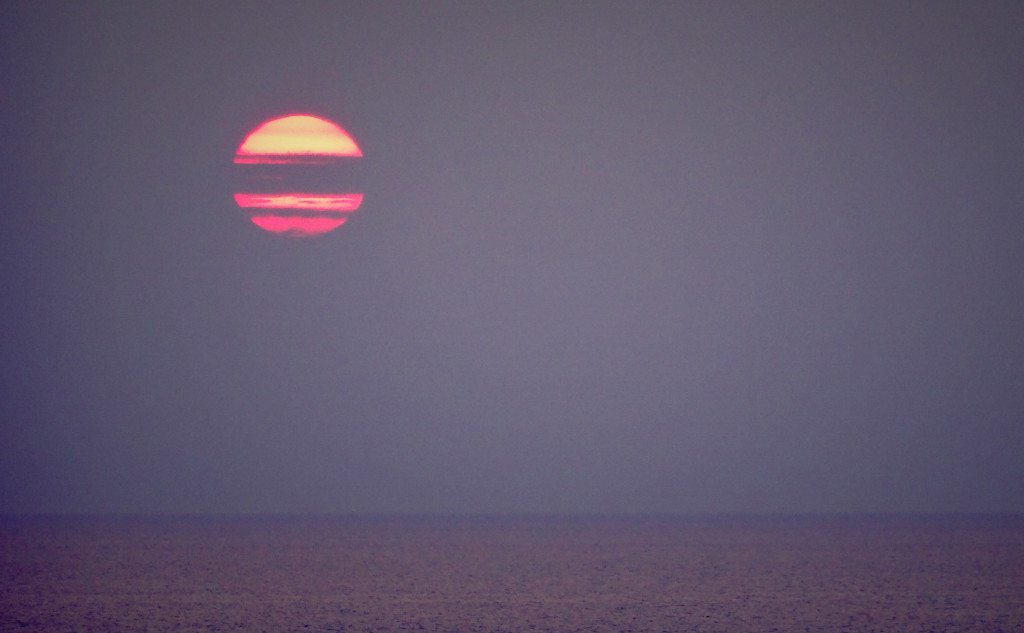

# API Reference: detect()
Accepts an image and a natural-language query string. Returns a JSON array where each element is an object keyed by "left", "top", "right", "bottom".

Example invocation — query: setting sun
[{"left": 232, "top": 114, "right": 363, "bottom": 236}]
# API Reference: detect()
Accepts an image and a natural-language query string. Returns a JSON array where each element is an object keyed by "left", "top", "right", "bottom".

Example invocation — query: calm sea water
[{"left": 2, "top": 515, "right": 1022, "bottom": 632}]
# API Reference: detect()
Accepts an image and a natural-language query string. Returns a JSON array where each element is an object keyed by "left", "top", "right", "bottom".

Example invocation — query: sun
[{"left": 233, "top": 114, "right": 364, "bottom": 236}]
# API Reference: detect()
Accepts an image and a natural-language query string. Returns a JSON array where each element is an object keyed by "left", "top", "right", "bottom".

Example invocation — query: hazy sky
[{"left": 2, "top": 2, "right": 1023, "bottom": 514}]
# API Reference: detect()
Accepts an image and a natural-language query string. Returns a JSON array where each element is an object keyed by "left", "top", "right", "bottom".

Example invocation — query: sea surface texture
[{"left": 1, "top": 516, "right": 1022, "bottom": 632}]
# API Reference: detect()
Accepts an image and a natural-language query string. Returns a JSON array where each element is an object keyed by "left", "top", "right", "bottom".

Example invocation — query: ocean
[{"left": 2, "top": 515, "right": 1022, "bottom": 632}]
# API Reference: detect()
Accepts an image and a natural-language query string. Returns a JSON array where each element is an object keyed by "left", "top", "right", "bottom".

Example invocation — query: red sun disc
[{"left": 233, "top": 114, "right": 363, "bottom": 237}]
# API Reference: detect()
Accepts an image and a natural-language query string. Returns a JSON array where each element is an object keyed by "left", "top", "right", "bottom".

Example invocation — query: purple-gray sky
[{"left": 2, "top": 2, "right": 1023, "bottom": 514}]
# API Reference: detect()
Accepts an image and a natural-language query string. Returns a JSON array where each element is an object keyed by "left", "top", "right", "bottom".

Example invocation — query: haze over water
[
  {"left": 3, "top": 2, "right": 1024, "bottom": 631},
  {"left": 4, "top": 1, "right": 1023, "bottom": 518}
]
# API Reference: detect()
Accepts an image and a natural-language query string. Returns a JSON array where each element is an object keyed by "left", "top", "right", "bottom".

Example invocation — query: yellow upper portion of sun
[{"left": 235, "top": 114, "right": 362, "bottom": 159}]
